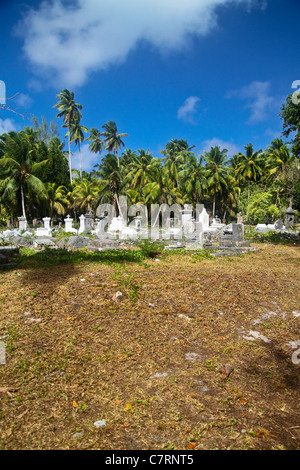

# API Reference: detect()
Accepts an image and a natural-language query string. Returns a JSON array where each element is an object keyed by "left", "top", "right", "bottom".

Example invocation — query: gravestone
[
  {"left": 64, "top": 215, "right": 77, "bottom": 233},
  {"left": 232, "top": 223, "right": 244, "bottom": 242},
  {"left": 18, "top": 216, "right": 27, "bottom": 231},
  {"left": 285, "top": 206, "right": 295, "bottom": 228},
  {"left": 84, "top": 209, "right": 94, "bottom": 232},
  {"left": 274, "top": 219, "right": 283, "bottom": 230},
  {"left": 36, "top": 217, "right": 52, "bottom": 237},
  {"left": 78, "top": 214, "right": 86, "bottom": 234},
  {"left": 181, "top": 205, "right": 194, "bottom": 237},
  {"left": 199, "top": 207, "right": 209, "bottom": 231},
  {"left": 232, "top": 223, "right": 249, "bottom": 247},
  {"left": 255, "top": 224, "right": 269, "bottom": 233}
]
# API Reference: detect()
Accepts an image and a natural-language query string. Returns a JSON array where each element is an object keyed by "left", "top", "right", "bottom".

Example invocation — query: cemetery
[
  {"left": 0, "top": 202, "right": 299, "bottom": 451},
  {"left": 1, "top": 203, "right": 299, "bottom": 268},
  {"left": 1, "top": 42, "right": 300, "bottom": 452}
]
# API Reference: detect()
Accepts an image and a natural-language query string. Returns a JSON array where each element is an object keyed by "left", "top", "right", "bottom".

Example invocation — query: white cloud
[
  {"left": 72, "top": 143, "right": 100, "bottom": 172},
  {"left": 201, "top": 137, "right": 240, "bottom": 156},
  {"left": 0, "top": 118, "right": 17, "bottom": 135},
  {"left": 264, "top": 128, "right": 281, "bottom": 140},
  {"left": 16, "top": 0, "right": 262, "bottom": 88},
  {"left": 177, "top": 96, "right": 201, "bottom": 123},
  {"left": 226, "top": 81, "right": 278, "bottom": 124},
  {"left": 13, "top": 93, "right": 33, "bottom": 109}
]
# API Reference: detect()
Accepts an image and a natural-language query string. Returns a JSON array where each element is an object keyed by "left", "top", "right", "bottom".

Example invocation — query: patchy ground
[{"left": 0, "top": 243, "right": 299, "bottom": 450}]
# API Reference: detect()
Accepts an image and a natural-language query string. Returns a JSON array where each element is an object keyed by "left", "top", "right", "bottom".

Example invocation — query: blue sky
[{"left": 0, "top": 0, "right": 299, "bottom": 172}]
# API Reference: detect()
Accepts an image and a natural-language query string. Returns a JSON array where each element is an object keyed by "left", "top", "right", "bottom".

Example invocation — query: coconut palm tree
[
  {"left": 161, "top": 139, "right": 196, "bottom": 187},
  {"left": 0, "top": 131, "right": 49, "bottom": 219},
  {"left": 66, "top": 115, "right": 88, "bottom": 181},
  {"left": 94, "top": 153, "right": 125, "bottom": 216},
  {"left": 266, "top": 139, "right": 296, "bottom": 180},
  {"left": 202, "top": 146, "right": 230, "bottom": 217},
  {"left": 144, "top": 164, "right": 184, "bottom": 207},
  {"left": 54, "top": 89, "right": 82, "bottom": 183},
  {"left": 234, "top": 143, "right": 263, "bottom": 188},
  {"left": 126, "top": 149, "right": 154, "bottom": 190},
  {"left": 71, "top": 177, "right": 101, "bottom": 214},
  {"left": 87, "top": 127, "right": 103, "bottom": 165},
  {"left": 100, "top": 121, "right": 129, "bottom": 167},
  {"left": 45, "top": 182, "right": 70, "bottom": 221},
  {"left": 179, "top": 154, "right": 208, "bottom": 208},
  {"left": 265, "top": 142, "right": 297, "bottom": 203},
  {"left": 120, "top": 149, "right": 137, "bottom": 166}
]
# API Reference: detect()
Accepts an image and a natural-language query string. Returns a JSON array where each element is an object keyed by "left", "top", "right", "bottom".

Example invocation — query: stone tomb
[
  {"left": 36, "top": 217, "right": 52, "bottom": 237},
  {"left": 219, "top": 223, "right": 250, "bottom": 248}
]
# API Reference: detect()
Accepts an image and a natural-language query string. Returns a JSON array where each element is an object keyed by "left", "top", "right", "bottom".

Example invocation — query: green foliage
[
  {"left": 291, "top": 176, "right": 300, "bottom": 211},
  {"left": 1, "top": 88, "right": 299, "bottom": 228},
  {"left": 245, "top": 191, "right": 279, "bottom": 224},
  {"left": 35, "top": 137, "right": 69, "bottom": 187},
  {"left": 249, "top": 230, "right": 300, "bottom": 244},
  {"left": 136, "top": 238, "right": 166, "bottom": 258},
  {"left": 279, "top": 92, "right": 300, "bottom": 158},
  {"left": 17, "top": 246, "right": 145, "bottom": 267}
]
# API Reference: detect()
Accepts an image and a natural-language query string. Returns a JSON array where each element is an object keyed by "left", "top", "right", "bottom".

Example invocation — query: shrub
[
  {"left": 136, "top": 238, "right": 165, "bottom": 258},
  {"left": 245, "top": 191, "right": 279, "bottom": 224}
]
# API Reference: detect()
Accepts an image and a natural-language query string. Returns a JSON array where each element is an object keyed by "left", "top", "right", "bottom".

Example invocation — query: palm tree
[
  {"left": 94, "top": 153, "right": 124, "bottom": 216},
  {"left": 234, "top": 143, "right": 263, "bottom": 188},
  {"left": 266, "top": 142, "right": 297, "bottom": 203},
  {"left": 120, "top": 149, "right": 137, "bottom": 171},
  {"left": 179, "top": 154, "right": 208, "bottom": 208},
  {"left": 0, "top": 131, "right": 49, "bottom": 219},
  {"left": 100, "top": 121, "right": 129, "bottom": 167},
  {"left": 267, "top": 145, "right": 295, "bottom": 177},
  {"left": 126, "top": 149, "right": 154, "bottom": 190},
  {"left": 45, "top": 182, "right": 70, "bottom": 221},
  {"left": 54, "top": 89, "right": 83, "bottom": 184},
  {"left": 161, "top": 139, "right": 196, "bottom": 187},
  {"left": 87, "top": 127, "right": 103, "bottom": 165},
  {"left": 144, "top": 164, "right": 184, "bottom": 207},
  {"left": 72, "top": 177, "right": 100, "bottom": 214},
  {"left": 202, "top": 146, "right": 230, "bottom": 217},
  {"left": 66, "top": 115, "right": 88, "bottom": 181}
]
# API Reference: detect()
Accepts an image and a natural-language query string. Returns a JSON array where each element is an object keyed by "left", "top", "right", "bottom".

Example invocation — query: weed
[{"left": 136, "top": 239, "right": 166, "bottom": 258}]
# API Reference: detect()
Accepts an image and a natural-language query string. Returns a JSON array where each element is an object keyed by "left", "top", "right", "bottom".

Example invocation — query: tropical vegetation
[{"left": 0, "top": 89, "right": 299, "bottom": 228}]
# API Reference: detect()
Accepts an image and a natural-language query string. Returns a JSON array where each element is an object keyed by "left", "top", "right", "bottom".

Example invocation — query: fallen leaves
[
  {"left": 124, "top": 403, "right": 133, "bottom": 413},
  {"left": 16, "top": 409, "right": 28, "bottom": 419},
  {"left": 219, "top": 364, "right": 234, "bottom": 378},
  {"left": 0, "top": 387, "right": 17, "bottom": 396},
  {"left": 187, "top": 442, "right": 196, "bottom": 449},
  {"left": 0, "top": 244, "right": 299, "bottom": 451}
]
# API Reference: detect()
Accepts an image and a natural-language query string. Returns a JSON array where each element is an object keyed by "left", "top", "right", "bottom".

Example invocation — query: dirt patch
[{"left": 0, "top": 244, "right": 299, "bottom": 450}]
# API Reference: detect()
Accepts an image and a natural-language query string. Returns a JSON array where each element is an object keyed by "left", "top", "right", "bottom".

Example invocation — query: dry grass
[{"left": 0, "top": 243, "right": 299, "bottom": 450}]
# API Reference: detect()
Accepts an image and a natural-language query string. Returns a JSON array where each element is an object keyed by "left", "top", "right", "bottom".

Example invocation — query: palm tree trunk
[
  {"left": 114, "top": 193, "right": 123, "bottom": 218},
  {"left": 68, "top": 132, "right": 72, "bottom": 184},
  {"left": 213, "top": 197, "right": 216, "bottom": 218},
  {"left": 153, "top": 204, "right": 161, "bottom": 227},
  {"left": 20, "top": 184, "right": 26, "bottom": 219},
  {"left": 79, "top": 141, "right": 82, "bottom": 181}
]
